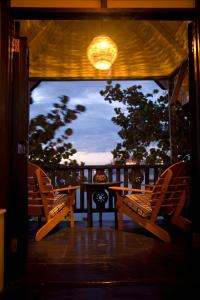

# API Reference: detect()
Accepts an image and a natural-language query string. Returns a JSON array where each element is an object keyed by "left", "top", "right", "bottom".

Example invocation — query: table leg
[
  {"left": 114, "top": 210, "right": 118, "bottom": 229},
  {"left": 99, "top": 210, "right": 102, "bottom": 227},
  {"left": 87, "top": 190, "right": 93, "bottom": 227},
  {"left": 113, "top": 192, "right": 118, "bottom": 229}
]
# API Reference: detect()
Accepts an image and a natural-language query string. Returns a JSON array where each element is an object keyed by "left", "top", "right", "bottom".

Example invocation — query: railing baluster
[
  {"left": 42, "top": 164, "right": 166, "bottom": 216},
  {"left": 124, "top": 168, "right": 129, "bottom": 194},
  {"left": 80, "top": 169, "right": 85, "bottom": 210},
  {"left": 145, "top": 167, "right": 150, "bottom": 185},
  {"left": 88, "top": 169, "right": 92, "bottom": 182},
  {"left": 108, "top": 168, "right": 112, "bottom": 182},
  {"left": 116, "top": 168, "right": 120, "bottom": 183},
  {"left": 108, "top": 168, "right": 113, "bottom": 209},
  {"left": 154, "top": 166, "right": 159, "bottom": 184}
]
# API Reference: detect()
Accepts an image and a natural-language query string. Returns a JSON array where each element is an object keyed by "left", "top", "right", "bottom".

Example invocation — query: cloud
[
  {"left": 69, "top": 122, "right": 121, "bottom": 152},
  {"left": 71, "top": 151, "right": 113, "bottom": 165},
  {"left": 30, "top": 80, "right": 163, "bottom": 165}
]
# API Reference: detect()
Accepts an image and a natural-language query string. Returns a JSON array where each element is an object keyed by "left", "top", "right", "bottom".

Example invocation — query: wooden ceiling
[{"left": 19, "top": 19, "right": 189, "bottom": 80}]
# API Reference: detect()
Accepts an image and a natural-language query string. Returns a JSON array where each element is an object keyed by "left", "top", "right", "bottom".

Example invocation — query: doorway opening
[{"left": 8, "top": 11, "right": 194, "bottom": 291}]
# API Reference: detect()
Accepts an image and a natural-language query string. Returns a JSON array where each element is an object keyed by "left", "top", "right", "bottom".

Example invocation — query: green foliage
[
  {"left": 100, "top": 81, "right": 189, "bottom": 165},
  {"left": 29, "top": 95, "right": 86, "bottom": 164},
  {"left": 170, "top": 103, "right": 190, "bottom": 161},
  {"left": 54, "top": 161, "right": 86, "bottom": 187}
]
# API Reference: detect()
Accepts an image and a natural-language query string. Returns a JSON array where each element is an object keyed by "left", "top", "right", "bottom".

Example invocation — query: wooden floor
[{"left": 1, "top": 218, "right": 199, "bottom": 299}]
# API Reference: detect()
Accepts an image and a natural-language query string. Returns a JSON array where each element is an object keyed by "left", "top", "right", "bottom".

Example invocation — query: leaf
[{"left": 29, "top": 94, "right": 85, "bottom": 164}]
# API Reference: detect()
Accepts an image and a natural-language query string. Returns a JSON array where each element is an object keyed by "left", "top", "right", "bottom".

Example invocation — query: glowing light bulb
[{"left": 87, "top": 35, "right": 118, "bottom": 70}]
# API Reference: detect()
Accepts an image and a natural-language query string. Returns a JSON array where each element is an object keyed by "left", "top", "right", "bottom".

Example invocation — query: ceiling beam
[
  {"left": 101, "top": 0, "right": 107, "bottom": 8},
  {"left": 170, "top": 60, "right": 188, "bottom": 105},
  {"left": 10, "top": 0, "right": 195, "bottom": 9},
  {"left": 10, "top": 8, "right": 195, "bottom": 21},
  {"left": 29, "top": 80, "right": 41, "bottom": 92},
  {"left": 154, "top": 80, "right": 168, "bottom": 90}
]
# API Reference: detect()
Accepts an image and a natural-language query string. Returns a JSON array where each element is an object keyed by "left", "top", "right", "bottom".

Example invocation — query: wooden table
[{"left": 81, "top": 182, "right": 121, "bottom": 227}]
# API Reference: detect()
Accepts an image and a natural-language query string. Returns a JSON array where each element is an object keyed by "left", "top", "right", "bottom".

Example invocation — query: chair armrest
[
  {"left": 109, "top": 186, "right": 152, "bottom": 193},
  {"left": 51, "top": 185, "right": 80, "bottom": 193}
]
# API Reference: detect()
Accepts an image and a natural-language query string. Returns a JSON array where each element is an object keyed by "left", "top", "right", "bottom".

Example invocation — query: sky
[{"left": 30, "top": 80, "right": 163, "bottom": 165}]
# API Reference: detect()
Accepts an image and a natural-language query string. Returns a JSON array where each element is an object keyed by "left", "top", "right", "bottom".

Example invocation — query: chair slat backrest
[
  {"left": 150, "top": 168, "right": 173, "bottom": 221},
  {"left": 35, "top": 168, "right": 56, "bottom": 219},
  {"left": 150, "top": 161, "right": 189, "bottom": 221},
  {"left": 28, "top": 162, "right": 54, "bottom": 219},
  {"left": 28, "top": 162, "right": 44, "bottom": 217}
]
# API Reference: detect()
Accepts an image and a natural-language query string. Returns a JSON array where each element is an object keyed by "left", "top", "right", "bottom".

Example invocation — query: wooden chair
[
  {"left": 109, "top": 161, "right": 191, "bottom": 242},
  {"left": 28, "top": 162, "right": 80, "bottom": 241}
]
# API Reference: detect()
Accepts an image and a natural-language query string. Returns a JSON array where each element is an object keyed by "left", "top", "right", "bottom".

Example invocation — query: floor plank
[{"left": 1, "top": 219, "right": 199, "bottom": 299}]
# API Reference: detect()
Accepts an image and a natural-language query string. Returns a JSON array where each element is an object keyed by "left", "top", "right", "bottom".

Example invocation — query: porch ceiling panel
[{"left": 19, "top": 19, "right": 189, "bottom": 80}]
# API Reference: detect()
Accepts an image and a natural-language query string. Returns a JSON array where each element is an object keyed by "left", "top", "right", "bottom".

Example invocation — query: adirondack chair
[
  {"left": 109, "top": 161, "right": 191, "bottom": 242},
  {"left": 28, "top": 162, "right": 80, "bottom": 241}
]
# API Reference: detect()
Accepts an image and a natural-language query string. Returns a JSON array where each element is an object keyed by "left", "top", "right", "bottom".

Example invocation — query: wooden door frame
[
  {"left": 188, "top": 14, "right": 200, "bottom": 237},
  {"left": 10, "top": 2, "right": 200, "bottom": 234},
  {"left": 0, "top": 0, "right": 13, "bottom": 286},
  {"left": 0, "top": 0, "right": 30, "bottom": 285},
  {"left": 1, "top": 0, "right": 200, "bottom": 286}
]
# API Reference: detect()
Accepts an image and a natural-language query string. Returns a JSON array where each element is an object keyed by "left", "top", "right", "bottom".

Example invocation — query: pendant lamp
[{"left": 87, "top": 35, "right": 118, "bottom": 70}]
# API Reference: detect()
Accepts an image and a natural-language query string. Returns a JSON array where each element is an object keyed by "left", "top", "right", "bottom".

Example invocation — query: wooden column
[
  {"left": 0, "top": 3, "right": 30, "bottom": 285},
  {"left": 168, "top": 77, "right": 176, "bottom": 163},
  {"left": 9, "top": 33, "right": 29, "bottom": 279},
  {"left": 0, "top": 0, "right": 11, "bottom": 209},
  {"left": 0, "top": 0, "right": 14, "bottom": 287},
  {"left": 188, "top": 12, "right": 200, "bottom": 239}
]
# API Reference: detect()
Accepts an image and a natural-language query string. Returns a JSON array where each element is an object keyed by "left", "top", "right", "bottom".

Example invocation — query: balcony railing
[{"left": 42, "top": 164, "right": 167, "bottom": 216}]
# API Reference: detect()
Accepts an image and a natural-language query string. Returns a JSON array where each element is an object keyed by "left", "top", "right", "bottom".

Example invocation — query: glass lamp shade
[{"left": 87, "top": 35, "right": 118, "bottom": 70}]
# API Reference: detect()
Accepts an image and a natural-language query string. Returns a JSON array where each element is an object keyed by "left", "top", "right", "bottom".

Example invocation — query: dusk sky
[{"left": 30, "top": 80, "right": 163, "bottom": 165}]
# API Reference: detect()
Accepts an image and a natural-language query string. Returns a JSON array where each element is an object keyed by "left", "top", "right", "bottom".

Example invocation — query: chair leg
[
  {"left": 169, "top": 192, "right": 191, "bottom": 232},
  {"left": 144, "top": 221, "right": 171, "bottom": 243},
  {"left": 35, "top": 207, "right": 70, "bottom": 241},
  {"left": 121, "top": 203, "right": 171, "bottom": 242},
  {"left": 115, "top": 192, "right": 123, "bottom": 230},
  {"left": 70, "top": 209, "right": 75, "bottom": 228},
  {"left": 117, "top": 207, "right": 123, "bottom": 230},
  {"left": 170, "top": 216, "right": 191, "bottom": 232}
]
